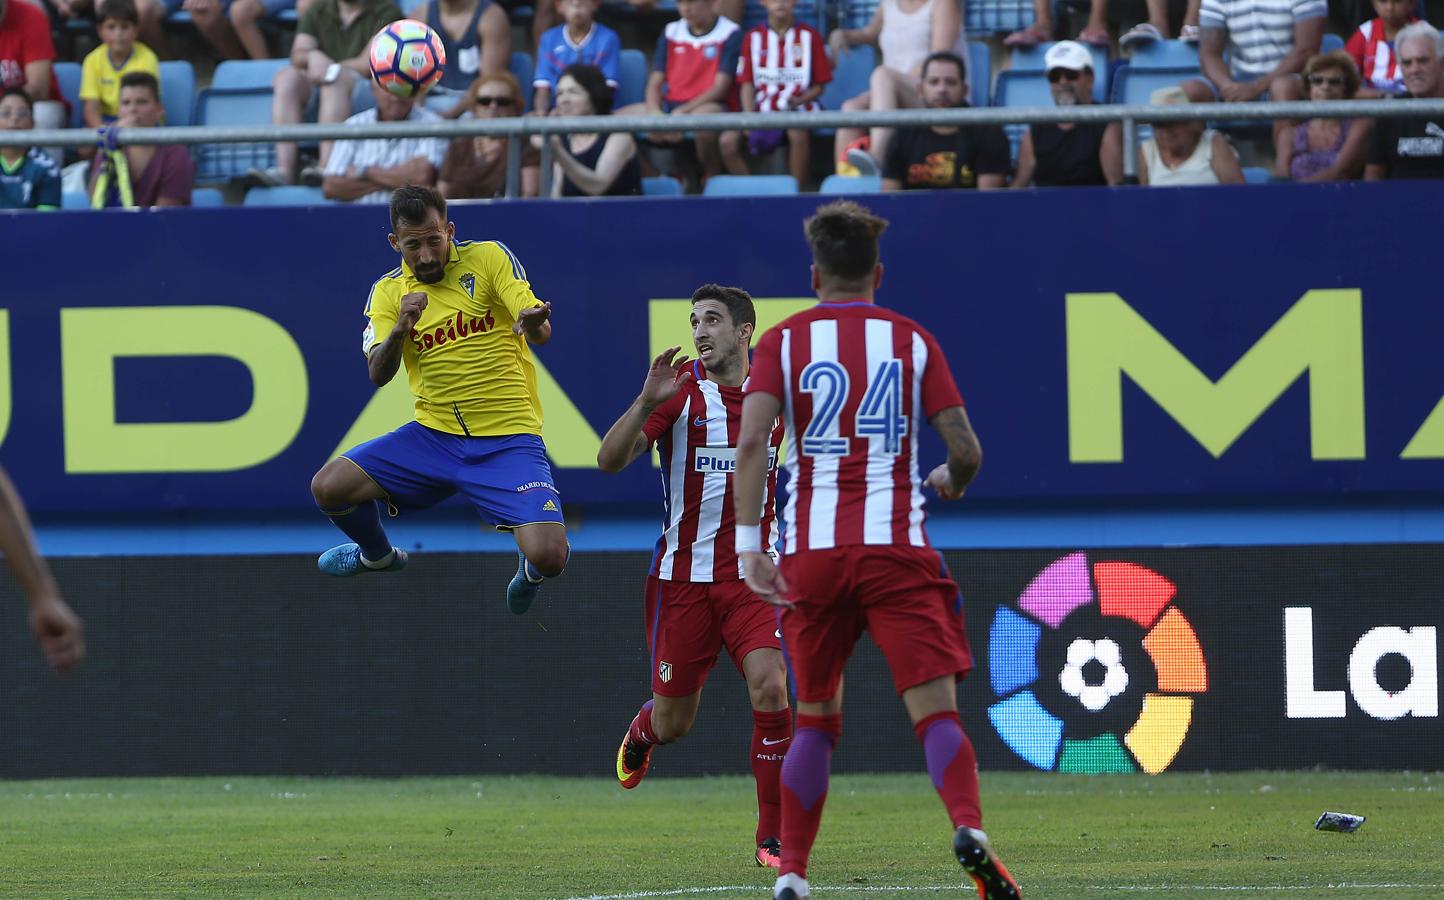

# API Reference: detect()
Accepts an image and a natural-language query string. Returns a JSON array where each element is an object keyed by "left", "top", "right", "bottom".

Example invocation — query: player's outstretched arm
[
  {"left": 0, "top": 466, "right": 84, "bottom": 673},
  {"left": 597, "top": 346, "right": 693, "bottom": 472},
  {"left": 925, "top": 405, "right": 982, "bottom": 501},
  {"left": 367, "top": 291, "right": 427, "bottom": 386},
  {"left": 735, "top": 391, "right": 792, "bottom": 608},
  {"left": 513, "top": 302, "right": 553, "bottom": 346}
]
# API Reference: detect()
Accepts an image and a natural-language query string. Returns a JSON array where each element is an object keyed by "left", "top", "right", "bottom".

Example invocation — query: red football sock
[
  {"left": 627, "top": 699, "right": 657, "bottom": 746},
  {"left": 779, "top": 712, "right": 841, "bottom": 879},
  {"left": 751, "top": 707, "right": 792, "bottom": 844},
  {"left": 914, "top": 710, "right": 981, "bottom": 829}
]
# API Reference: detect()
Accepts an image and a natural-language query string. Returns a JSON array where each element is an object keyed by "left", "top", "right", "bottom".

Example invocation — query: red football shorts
[
  {"left": 778, "top": 545, "right": 973, "bottom": 703},
  {"left": 644, "top": 576, "right": 783, "bottom": 697}
]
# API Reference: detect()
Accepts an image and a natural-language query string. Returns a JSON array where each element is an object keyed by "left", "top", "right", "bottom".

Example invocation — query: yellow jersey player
[{"left": 310, "top": 185, "right": 569, "bottom": 614}]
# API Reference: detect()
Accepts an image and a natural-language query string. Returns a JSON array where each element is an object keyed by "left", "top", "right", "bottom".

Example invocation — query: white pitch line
[
  {"left": 1088, "top": 885, "right": 1444, "bottom": 893},
  {"left": 557, "top": 885, "right": 957, "bottom": 900}
]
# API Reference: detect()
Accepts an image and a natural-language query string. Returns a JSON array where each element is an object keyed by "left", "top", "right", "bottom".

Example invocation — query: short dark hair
[
  {"left": 921, "top": 50, "right": 967, "bottom": 84},
  {"left": 691, "top": 284, "right": 757, "bottom": 333},
  {"left": 0, "top": 87, "right": 33, "bottom": 113},
  {"left": 97, "top": 0, "right": 139, "bottom": 25},
  {"left": 558, "top": 63, "right": 613, "bottom": 115},
  {"left": 389, "top": 184, "right": 447, "bottom": 230},
  {"left": 119, "top": 71, "right": 159, "bottom": 100},
  {"left": 804, "top": 200, "right": 888, "bottom": 289}
]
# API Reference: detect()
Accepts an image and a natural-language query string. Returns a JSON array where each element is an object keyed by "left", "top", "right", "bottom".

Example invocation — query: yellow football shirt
[
  {"left": 80, "top": 43, "right": 161, "bottom": 120},
  {"left": 362, "top": 240, "right": 546, "bottom": 437}
]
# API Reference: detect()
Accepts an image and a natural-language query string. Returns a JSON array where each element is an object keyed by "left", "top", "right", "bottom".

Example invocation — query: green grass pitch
[{"left": 0, "top": 772, "right": 1440, "bottom": 898}]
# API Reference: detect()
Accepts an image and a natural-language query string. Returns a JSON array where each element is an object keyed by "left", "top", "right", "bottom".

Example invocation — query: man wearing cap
[
  {"left": 880, "top": 50, "right": 1009, "bottom": 191},
  {"left": 1012, "top": 41, "right": 1122, "bottom": 188}
]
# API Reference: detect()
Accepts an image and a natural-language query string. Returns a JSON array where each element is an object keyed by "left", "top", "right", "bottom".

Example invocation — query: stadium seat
[
  {"left": 53, "top": 62, "right": 83, "bottom": 128},
  {"left": 965, "top": 0, "right": 1033, "bottom": 34},
  {"left": 1008, "top": 43, "right": 1109, "bottom": 102},
  {"left": 818, "top": 173, "right": 882, "bottom": 194},
  {"left": 61, "top": 190, "right": 89, "bottom": 209},
  {"left": 1241, "top": 166, "right": 1271, "bottom": 184},
  {"left": 993, "top": 69, "right": 1053, "bottom": 108},
  {"left": 210, "top": 58, "right": 289, "bottom": 90},
  {"left": 616, "top": 49, "right": 649, "bottom": 109},
  {"left": 702, "top": 174, "right": 798, "bottom": 196},
  {"left": 1109, "top": 65, "right": 1200, "bottom": 105},
  {"left": 193, "top": 88, "right": 276, "bottom": 182},
  {"left": 641, "top": 176, "right": 683, "bottom": 196},
  {"left": 191, "top": 187, "right": 225, "bottom": 207},
  {"left": 400, "top": 0, "right": 425, "bottom": 14},
  {"left": 1321, "top": 33, "right": 1344, "bottom": 54},
  {"left": 243, "top": 185, "right": 332, "bottom": 206},
  {"left": 840, "top": 0, "right": 877, "bottom": 30},
  {"left": 1125, "top": 39, "right": 1199, "bottom": 71},
  {"left": 967, "top": 41, "right": 991, "bottom": 108},
  {"left": 511, "top": 52, "right": 535, "bottom": 112},
  {"left": 820, "top": 45, "right": 876, "bottom": 110}
]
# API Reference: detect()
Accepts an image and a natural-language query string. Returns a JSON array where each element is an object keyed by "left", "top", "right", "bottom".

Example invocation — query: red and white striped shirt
[
  {"left": 747, "top": 302, "right": 964, "bottom": 555},
  {"left": 737, "top": 22, "right": 832, "bottom": 112},
  {"left": 1346, "top": 18, "right": 1417, "bottom": 95},
  {"left": 644, "top": 361, "right": 784, "bottom": 582}
]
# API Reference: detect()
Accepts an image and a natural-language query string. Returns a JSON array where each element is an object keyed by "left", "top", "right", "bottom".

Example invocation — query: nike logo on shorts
[{"left": 761, "top": 736, "right": 791, "bottom": 746}]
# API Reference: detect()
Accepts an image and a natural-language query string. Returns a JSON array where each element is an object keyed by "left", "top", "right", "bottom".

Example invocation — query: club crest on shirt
[
  {"left": 459, "top": 273, "right": 476, "bottom": 297},
  {"left": 659, "top": 661, "right": 673, "bottom": 683}
]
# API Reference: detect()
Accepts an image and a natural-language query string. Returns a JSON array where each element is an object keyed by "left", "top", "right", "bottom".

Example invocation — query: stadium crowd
[{"left": 2, "top": 0, "right": 1443, "bottom": 207}]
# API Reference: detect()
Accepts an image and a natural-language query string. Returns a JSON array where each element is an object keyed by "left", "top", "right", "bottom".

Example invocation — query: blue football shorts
[{"left": 340, "top": 422, "right": 565, "bottom": 531}]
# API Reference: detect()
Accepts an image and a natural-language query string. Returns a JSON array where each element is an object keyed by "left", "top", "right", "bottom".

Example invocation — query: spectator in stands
[
  {"left": 132, "top": 0, "right": 174, "bottom": 59},
  {"left": 829, "top": 0, "right": 968, "bottom": 176},
  {"left": 322, "top": 77, "right": 448, "bottom": 202},
  {"left": 1366, "top": 21, "right": 1444, "bottom": 179},
  {"left": 0, "top": 88, "right": 60, "bottom": 209},
  {"left": 531, "top": 0, "right": 620, "bottom": 115},
  {"left": 188, "top": 0, "right": 318, "bottom": 61},
  {"left": 1181, "top": 0, "right": 1324, "bottom": 109},
  {"left": 1273, "top": 50, "right": 1371, "bottom": 181},
  {"left": 626, "top": 0, "right": 741, "bottom": 27},
  {"left": 881, "top": 50, "right": 1008, "bottom": 190},
  {"left": 1138, "top": 85, "right": 1245, "bottom": 184},
  {"left": 719, "top": 0, "right": 831, "bottom": 186},
  {"left": 88, "top": 71, "right": 192, "bottom": 206},
  {"left": 1004, "top": 0, "right": 1107, "bottom": 48},
  {"left": 618, "top": 0, "right": 740, "bottom": 180},
  {"left": 1346, "top": 0, "right": 1418, "bottom": 97},
  {"left": 1011, "top": 40, "right": 1122, "bottom": 187},
  {"left": 538, "top": 62, "right": 641, "bottom": 195},
  {"left": 1118, "top": 0, "right": 1205, "bottom": 47},
  {"left": 412, "top": 0, "right": 511, "bottom": 119},
  {"left": 80, "top": 0, "right": 159, "bottom": 128},
  {"left": 0, "top": 0, "right": 65, "bottom": 138},
  {"left": 260, "top": 0, "right": 402, "bottom": 186},
  {"left": 439, "top": 71, "right": 540, "bottom": 198}
]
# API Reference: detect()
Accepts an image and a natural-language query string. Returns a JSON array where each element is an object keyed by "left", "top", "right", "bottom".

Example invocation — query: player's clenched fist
[
  {"left": 30, "top": 594, "right": 84, "bottom": 674},
  {"left": 397, "top": 292, "right": 428, "bottom": 330}
]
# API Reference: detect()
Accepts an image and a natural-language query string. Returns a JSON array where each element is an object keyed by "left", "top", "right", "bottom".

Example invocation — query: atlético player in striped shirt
[
  {"left": 596, "top": 284, "right": 791, "bottom": 870},
  {"left": 732, "top": 202, "right": 1021, "bottom": 900}
]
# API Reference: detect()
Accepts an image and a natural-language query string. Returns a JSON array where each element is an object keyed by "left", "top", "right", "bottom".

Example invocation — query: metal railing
[{"left": 8, "top": 98, "right": 1442, "bottom": 197}]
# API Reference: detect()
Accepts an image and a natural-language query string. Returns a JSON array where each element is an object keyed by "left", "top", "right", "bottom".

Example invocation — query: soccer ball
[{"left": 369, "top": 19, "right": 446, "bottom": 99}]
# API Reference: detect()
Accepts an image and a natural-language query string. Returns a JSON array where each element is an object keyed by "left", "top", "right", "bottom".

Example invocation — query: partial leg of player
[
  {"left": 507, "top": 522, "right": 569, "bottom": 614},
  {"left": 311, "top": 458, "right": 408, "bottom": 576}
]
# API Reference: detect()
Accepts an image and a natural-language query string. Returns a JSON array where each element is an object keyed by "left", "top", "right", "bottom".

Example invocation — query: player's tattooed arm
[
  {"left": 926, "top": 405, "right": 982, "bottom": 501},
  {"left": 367, "top": 292, "right": 427, "bottom": 386},
  {"left": 597, "top": 346, "right": 693, "bottom": 472}
]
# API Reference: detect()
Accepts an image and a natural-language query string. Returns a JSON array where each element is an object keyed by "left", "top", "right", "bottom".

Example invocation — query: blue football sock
[{"left": 319, "top": 501, "right": 392, "bottom": 561}]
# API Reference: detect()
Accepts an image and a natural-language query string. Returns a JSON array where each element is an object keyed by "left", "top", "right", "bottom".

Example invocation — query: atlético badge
[
  {"left": 459, "top": 273, "right": 476, "bottom": 297},
  {"left": 659, "top": 661, "right": 673, "bottom": 683}
]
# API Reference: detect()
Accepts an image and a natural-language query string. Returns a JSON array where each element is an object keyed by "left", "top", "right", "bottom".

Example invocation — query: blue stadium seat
[
  {"left": 965, "top": 0, "right": 1033, "bottom": 34},
  {"left": 641, "top": 176, "right": 683, "bottom": 196},
  {"left": 1125, "top": 39, "right": 1199, "bottom": 71},
  {"left": 400, "top": 0, "right": 426, "bottom": 14},
  {"left": 61, "top": 190, "right": 89, "bottom": 209},
  {"left": 820, "top": 45, "right": 876, "bottom": 110},
  {"left": 193, "top": 88, "right": 276, "bottom": 181},
  {"left": 243, "top": 185, "right": 333, "bottom": 206},
  {"left": 54, "top": 60, "right": 194, "bottom": 127},
  {"left": 1241, "top": 166, "right": 1271, "bottom": 184},
  {"left": 53, "top": 61, "right": 83, "bottom": 128},
  {"left": 701, "top": 174, "right": 798, "bottom": 196},
  {"left": 615, "top": 49, "right": 648, "bottom": 109},
  {"left": 210, "top": 58, "right": 289, "bottom": 90},
  {"left": 511, "top": 52, "right": 535, "bottom": 112},
  {"left": 993, "top": 69, "right": 1052, "bottom": 107},
  {"left": 1321, "top": 33, "right": 1344, "bottom": 54},
  {"left": 274, "top": 6, "right": 298, "bottom": 21},
  {"left": 1008, "top": 43, "right": 1109, "bottom": 102},
  {"left": 1109, "top": 65, "right": 1200, "bottom": 105},
  {"left": 967, "top": 40, "right": 990, "bottom": 108},
  {"left": 841, "top": 0, "right": 876, "bottom": 30},
  {"left": 818, "top": 173, "right": 882, "bottom": 194},
  {"left": 191, "top": 187, "right": 225, "bottom": 207}
]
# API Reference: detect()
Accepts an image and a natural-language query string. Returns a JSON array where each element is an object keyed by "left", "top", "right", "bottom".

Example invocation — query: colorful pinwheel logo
[{"left": 988, "top": 552, "right": 1208, "bottom": 774}]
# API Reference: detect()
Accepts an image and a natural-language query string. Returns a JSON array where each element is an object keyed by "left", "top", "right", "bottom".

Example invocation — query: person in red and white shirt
[
  {"left": 1345, "top": 0, "right": 1418, "bottom": 96},
  {"left": 733, "top": 201, "right": 1020, "bottom": 900},
  {"left": 596, "top": 284, "right": 790, "bottom": 871},
  {"left": 720, "top": 0, "right": 831, "bottom": 185}
]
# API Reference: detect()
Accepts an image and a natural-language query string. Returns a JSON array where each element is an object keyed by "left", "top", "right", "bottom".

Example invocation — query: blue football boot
[
  {"left": 506, "top": 551, "right": 545, "bottom": 614},
  {"left": 317, "top": 543, "right": 408, "bottom": 577}
]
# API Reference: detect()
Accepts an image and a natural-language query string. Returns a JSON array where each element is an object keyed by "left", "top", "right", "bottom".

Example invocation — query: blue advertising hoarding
[{"left": 3, "top": 182, "right": 1443, "bottom": 513}]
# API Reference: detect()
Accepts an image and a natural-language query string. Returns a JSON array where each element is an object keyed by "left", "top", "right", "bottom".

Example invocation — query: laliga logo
[{"left": 988, "top": 552, "right": 1208, "bottom": 774}]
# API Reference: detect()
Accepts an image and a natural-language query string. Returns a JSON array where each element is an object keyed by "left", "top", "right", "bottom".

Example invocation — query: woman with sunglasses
[
  {"left": 438, "top": 72, "right": 540, "bottom": 199},
  {"left": 537, "top": 63, "right": 640, "bottom": 197},
  {"left": 1274, "top": 52, "right": 1372, "bottom": 182}
]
